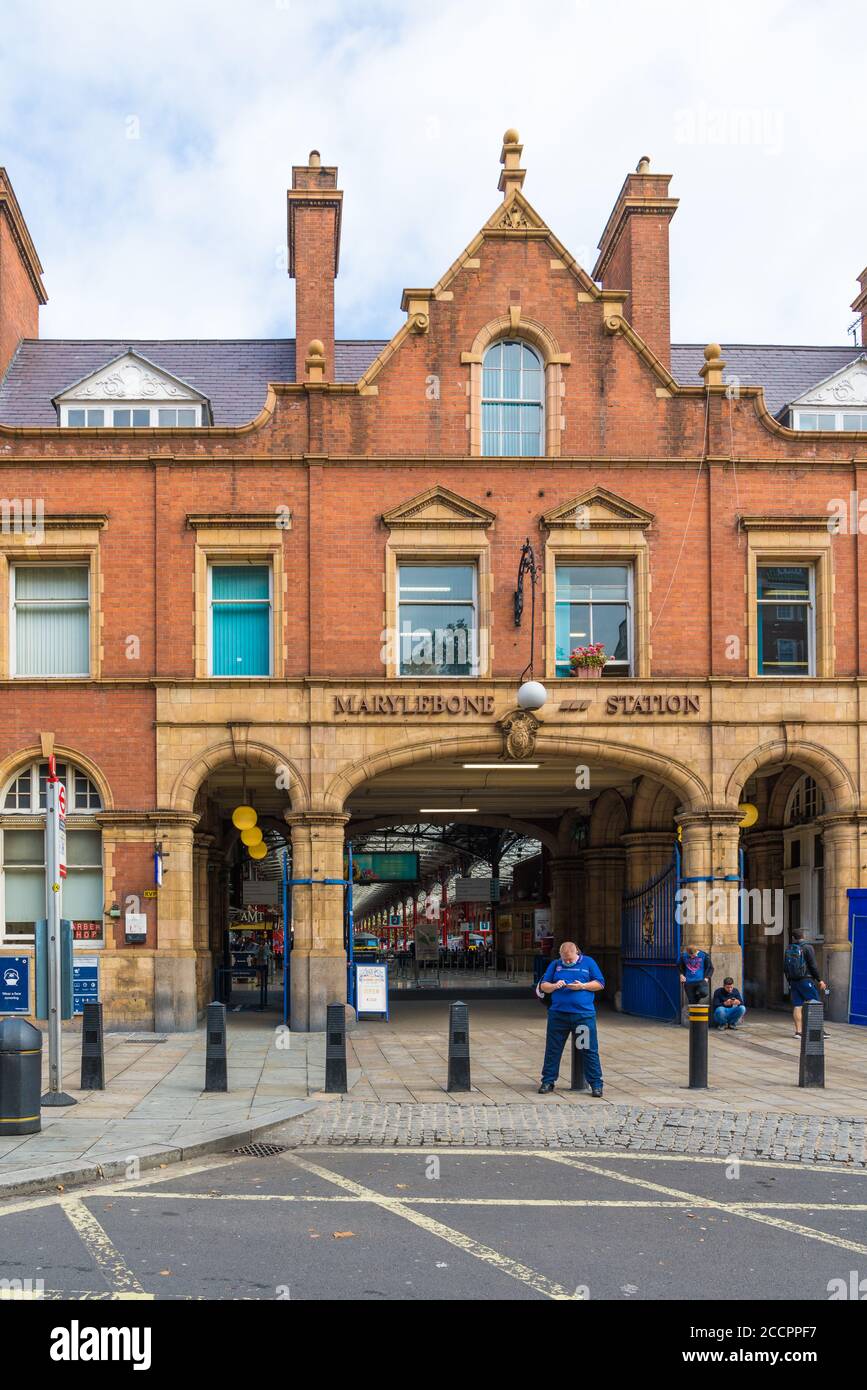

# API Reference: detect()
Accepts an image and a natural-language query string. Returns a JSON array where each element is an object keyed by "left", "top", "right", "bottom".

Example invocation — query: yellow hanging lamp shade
[
  {"left": 232, "top": 805, "right": 258, "bottom": 830},
  {"left": 248, "top": 841, "right": 268, "bottom": 860},
  {"left": 241, "top": 826, "right": 264, "bottom": 847}
]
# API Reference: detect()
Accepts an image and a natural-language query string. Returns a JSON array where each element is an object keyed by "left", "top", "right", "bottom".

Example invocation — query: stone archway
[
  {"left": 325, "top": 730, "right": 710, "bottom": 819},
  {"left": 170, "top": 739, "right": 310, "bottom": 814},
  {"left": 729, "top": 742, "right": 861, "bottom": 1020},
  {"left": 725, "top": 739, "right": 856, "bottom": 816}
]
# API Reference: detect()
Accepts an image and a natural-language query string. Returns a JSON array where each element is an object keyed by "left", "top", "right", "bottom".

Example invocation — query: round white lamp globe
[{"left": 517, "top": 680, "right": 548, "bottom": 711}]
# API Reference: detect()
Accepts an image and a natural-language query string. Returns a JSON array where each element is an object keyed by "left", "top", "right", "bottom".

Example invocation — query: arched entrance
[
  {"left": 730, "top": 748, "right": 858, "bottom": 1020},
  {"left": 168, "top": 745, "right": 296, "bottom": 1025},
  {"left": 335, "top": 736, "right": 706, "bottom": 1018}
]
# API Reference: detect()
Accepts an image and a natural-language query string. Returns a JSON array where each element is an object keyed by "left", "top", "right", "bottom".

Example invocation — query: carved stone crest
[
  {"left": 641, "top": 902, "right": 655, "bottom": 946},
  {"left": 498, "top": 708, "right": 541, "bottom": 760},
  {"left": 497, "top": 203, "right": 531, "bottom": 230}
]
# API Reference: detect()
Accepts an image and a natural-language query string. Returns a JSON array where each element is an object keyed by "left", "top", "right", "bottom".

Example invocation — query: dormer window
[
  {"left": 788, "top": 356, "right": 867, "bottom": 431},
  {"left": 63, "top": 405, "right": 202, "bottom": 428},
  {"left": 54, "top": 350, "right": 209, "bottom": 428},
  {"left": 792, "top": 410, "right": 867, "bottom": 431}
]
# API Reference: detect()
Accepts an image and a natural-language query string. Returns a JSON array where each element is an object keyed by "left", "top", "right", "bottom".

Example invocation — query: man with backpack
[
  {"left": 784, "top": 928, "right": 827, "bottom": 1038},
  {"left": 536, "top": 941, "right": 605, "bottom": 1097}
]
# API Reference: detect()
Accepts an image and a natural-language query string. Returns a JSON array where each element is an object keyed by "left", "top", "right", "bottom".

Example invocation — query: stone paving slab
[{"left": 274, "top": 1100, "right": 867, "bottom": 1167}]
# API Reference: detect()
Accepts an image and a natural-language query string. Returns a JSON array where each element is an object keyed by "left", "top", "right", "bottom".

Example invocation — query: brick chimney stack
[
  {"left": 852, "top": 267, "right": 867, "bottom": 347},
  {"left": 592, "top": 156, "right": 678, "bottom": 370},
  {"left": 287, "top": 151, "right": 343, "bottom": 383},
  {"left": 0, "top": 169, "right": 47, "bottom": 379}
]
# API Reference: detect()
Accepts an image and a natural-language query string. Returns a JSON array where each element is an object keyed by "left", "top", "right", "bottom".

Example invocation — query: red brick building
[{"left": 0, "top": 134, "right": 866, "bottom": 1032}]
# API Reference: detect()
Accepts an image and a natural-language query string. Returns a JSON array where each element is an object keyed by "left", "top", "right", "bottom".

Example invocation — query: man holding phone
[{"left": 537, "top": 941, "right": 605, "bottom": 1096}]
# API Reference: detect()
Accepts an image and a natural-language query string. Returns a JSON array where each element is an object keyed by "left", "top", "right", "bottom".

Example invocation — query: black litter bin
[{"left": 0, "top": 1018, "right": 42, "bottom": 1135}]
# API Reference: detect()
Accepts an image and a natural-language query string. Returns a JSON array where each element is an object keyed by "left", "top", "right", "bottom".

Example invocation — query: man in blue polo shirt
[{"left": 537, "top": 941, "right": 605, "bottom": 1097}]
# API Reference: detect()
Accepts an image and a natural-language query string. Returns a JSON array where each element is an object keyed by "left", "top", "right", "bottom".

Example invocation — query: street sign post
[{"left": 42, "top": 758, "right": 75, "bottom": 1107}]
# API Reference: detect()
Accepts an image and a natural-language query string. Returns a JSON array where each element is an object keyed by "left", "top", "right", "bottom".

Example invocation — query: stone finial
[
  {"left": 305, "top": 338, "right": 326, "bottom": 383},
  {"left": 699, "top": 341, "right": 726, "bottom": 387},
  {"left": 498, "top": 127, "right": 526, "bottom": 199}
]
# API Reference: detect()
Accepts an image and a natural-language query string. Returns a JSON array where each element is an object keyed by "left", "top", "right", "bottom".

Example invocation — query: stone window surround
[
  {"left": 739, "top": 518, "right": 834, "bottom": 679},
  {"left": 188, "top": 517, "right": 287, "bottom": 680},
  {"left": 0, "top": 517, "right": 106, "bottom": 681},
  {"left": 461, "top": 312, "right": 570, "bottom": 458},
  {"left": 383, "top": 535, "right": 493, "bottom": 681},
  {"left": 542, "top": 526, "right": 652, "bottom": 681}
]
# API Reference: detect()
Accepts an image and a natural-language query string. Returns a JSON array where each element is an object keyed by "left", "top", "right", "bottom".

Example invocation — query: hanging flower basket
[{"left": 569, "top": 644, "right": 608, "bottom": 678}]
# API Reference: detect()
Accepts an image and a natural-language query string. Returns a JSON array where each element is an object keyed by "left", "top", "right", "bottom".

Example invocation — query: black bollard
[
  {"left": 205, "top": 1001, "right": 228, "bottom": 1092},
  {"left": 798, "top": 1000, "right": 825, "bottom": 1088},
  {"left": 80, "top": 1001, "right": 104, "bottom": 1090},
  {"left": 0, "top": 1019, "right": 42, "bottom": 1135},
  {"left": 570, "top": 1024, "right": 589, "bottom": 1092},
  {"left": 688, "top": 998, "right": 709, "bottom": 1089},
  {"left": 325, "top": 1002, "right": 347, "bottom": 1093},
  {"left": 447, "top": 1000, "right": 471, "bottom": 1092}
]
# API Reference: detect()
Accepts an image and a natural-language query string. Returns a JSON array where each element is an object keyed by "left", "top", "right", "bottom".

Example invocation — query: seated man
[
  {"left": 678, "top": 944, "right": 713, "bottom": 1004},
  {"left": 712, "top": 977, "right": 746, "bottom": 1030}
]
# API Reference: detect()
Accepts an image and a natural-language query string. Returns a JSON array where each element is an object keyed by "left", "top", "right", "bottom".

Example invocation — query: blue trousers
[
  {"left": 541, "top": 1011, "right": 603, "bottom": 1087},
  {"left": 714, "top": 1004, "right": 746, "bottom": 1027}
]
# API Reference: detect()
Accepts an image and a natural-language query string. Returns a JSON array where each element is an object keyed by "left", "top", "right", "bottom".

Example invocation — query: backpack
[
  {"left": 535, "top": 966, "right": 552, "bottom": 1008},
  {"left": 783, "top": 941, "right": 808, "bottom": 981}
]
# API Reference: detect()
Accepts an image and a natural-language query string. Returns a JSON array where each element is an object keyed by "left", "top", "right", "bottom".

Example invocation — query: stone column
[
  {"left": 287, "top": 812, "right": 349, "bottom": 1032},
  {"left": 153, "top": 815, "right": 199, "bottom": 1032},
  {"left": 679, "top": 811, "right": 743, "bottom": 989},
  {"left": 622, "top": 832, "right": 675, "bottom": 890},
  {"left": 818, "top": 815, "right": 862, "bottom": 1022},
  {"left": 741, "top": 829, "right": 784, "bottom": 1008},
  {"left": 192, "top": 833, "right": 214, "bottom": 1015},
  {"left": 549, "top": 855, "right": 583, "bottom": 950},
  {"left": 582, "top": 846, "right": 625, "bottom": 1001}
]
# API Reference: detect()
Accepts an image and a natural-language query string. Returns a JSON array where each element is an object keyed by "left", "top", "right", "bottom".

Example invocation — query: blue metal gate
[
  {"left": 847, "top": 889, "right": 867, "bottom": 1027},
  {"left": 621, "top": 849, "right": 682, "bottom": 1021}
]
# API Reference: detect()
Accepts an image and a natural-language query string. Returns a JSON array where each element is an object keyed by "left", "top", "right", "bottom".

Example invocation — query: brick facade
[{"left": 0, "top": 137, "right": 865, "bottom": 1031}]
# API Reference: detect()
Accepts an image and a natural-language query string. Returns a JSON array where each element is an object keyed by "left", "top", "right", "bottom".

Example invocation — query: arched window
[
  {"left": 1, "top": 760, "right": 104, "bottom": 945},
  {"left": 481, "top": 341, "right": 544, "bottom": 457},
  {"left": 785, "top": 774, "right": 824, "bottom": 826}
]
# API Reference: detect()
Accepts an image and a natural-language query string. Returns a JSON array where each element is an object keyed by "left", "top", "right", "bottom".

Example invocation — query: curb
[{"left": 0, "top": 1099, "right": 319, "bottom": 1200}]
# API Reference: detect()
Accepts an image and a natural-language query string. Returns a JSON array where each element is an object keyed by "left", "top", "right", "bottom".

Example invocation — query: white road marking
[
  {"left": 538, "top": 1153, "right": 867, "bottom": 1258},
  {"left": 0, "top": 1154, "right": 236, "bottom": 1218},
  {"left": 59, "top": 1198, "right": 152, "bottom": 1299},
  {"left": 284, "top": 1152, "right": 583, "bottom": 1300}
]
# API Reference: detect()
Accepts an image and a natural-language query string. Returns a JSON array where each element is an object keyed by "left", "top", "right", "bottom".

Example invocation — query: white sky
[{"left": 1, "top": 0, "right": 863, "bottom": 347}]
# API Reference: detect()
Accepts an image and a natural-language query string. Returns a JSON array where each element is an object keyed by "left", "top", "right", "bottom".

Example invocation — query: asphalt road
[{"left": 1, "top": 1145, "right": 866, "bottom": 1302}]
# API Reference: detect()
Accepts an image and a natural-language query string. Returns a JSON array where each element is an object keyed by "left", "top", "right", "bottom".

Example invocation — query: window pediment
[
  {"left": 791, "top": 356, "right": 867, "bottom": 408},
  {"left": 542, "top": 488, "right": 654, "bottom": 531},
  {"left": 55, "top": 351, "right": 206, "bottom": 406},
  {"left": 382, "top": 486, "right": 495, "bottom": 531}
]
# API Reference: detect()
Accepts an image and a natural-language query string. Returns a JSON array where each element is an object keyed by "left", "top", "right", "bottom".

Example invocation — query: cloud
[{"left": 1, "top": 0, "right": 864, "bottom": 345}]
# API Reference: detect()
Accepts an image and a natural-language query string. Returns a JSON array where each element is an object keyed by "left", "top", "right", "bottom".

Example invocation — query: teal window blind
[
  {"left": 14, "top": 566, "right": 89, "bottom": 676},
  {"left": 211, "top": 565, "right": 271, "bottom": 676}
]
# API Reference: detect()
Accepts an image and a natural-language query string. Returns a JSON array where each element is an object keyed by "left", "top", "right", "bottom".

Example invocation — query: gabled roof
[
  {"left": 0, "top": 338, "right": 387, "bottom": 426},
  {"left": 670, "top": 344, "right": 866, "bottom": 417}
]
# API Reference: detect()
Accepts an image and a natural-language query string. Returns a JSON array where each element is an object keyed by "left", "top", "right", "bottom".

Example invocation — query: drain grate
[{"left": 232, "top": 1141, "right": 287, "bottom": 1158}]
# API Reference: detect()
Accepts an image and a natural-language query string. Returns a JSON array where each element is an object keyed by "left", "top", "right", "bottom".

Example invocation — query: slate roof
[
  {"left": 0, "top": 336, "right": 862, "bottom": 426},
  {"left": 0, "top": 339, "right": 388, "bottom": 426},
  {"left": 670, "top": 344, "right": 865, "bottom": 417}
]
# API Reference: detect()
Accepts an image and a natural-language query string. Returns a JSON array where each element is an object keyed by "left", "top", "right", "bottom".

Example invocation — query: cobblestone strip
[{"left": 277, "top": 1102, "right": 867, "bottom": 1166}]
